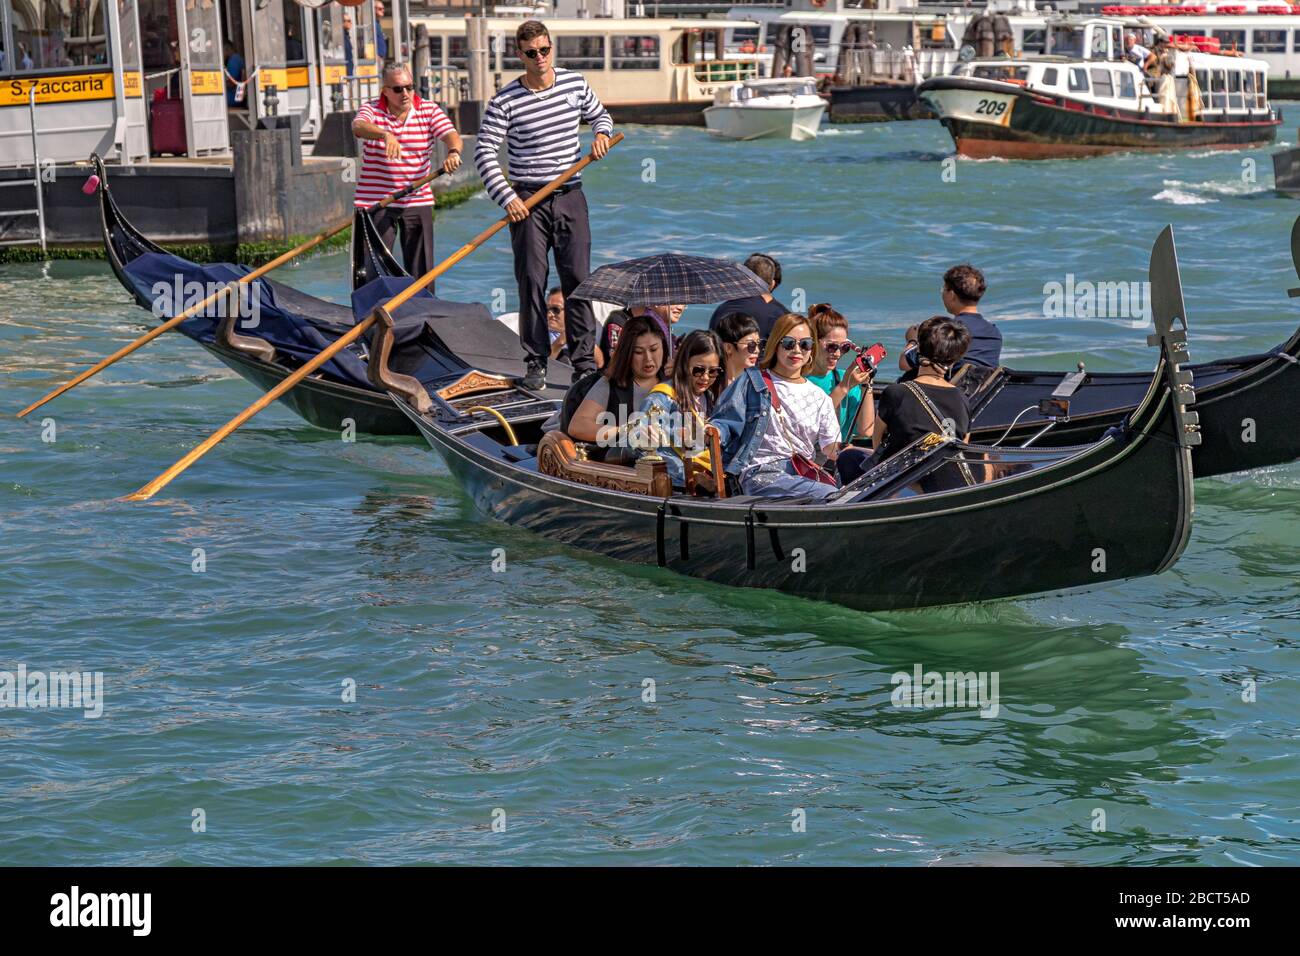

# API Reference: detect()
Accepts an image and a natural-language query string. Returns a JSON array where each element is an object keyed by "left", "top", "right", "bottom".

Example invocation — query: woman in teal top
[{"left": 807, "top": 303, "right": 875, "bottom": 443}]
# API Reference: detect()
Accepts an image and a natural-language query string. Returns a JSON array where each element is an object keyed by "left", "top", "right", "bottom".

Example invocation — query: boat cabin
[{"left": 712, "top": 76, "right": 819, "bottom": 106}]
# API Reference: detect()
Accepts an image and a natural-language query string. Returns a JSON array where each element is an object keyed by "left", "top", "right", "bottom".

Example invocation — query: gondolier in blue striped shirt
[{"left": 475, "top": 19, "right": 614, "bottom": 390}]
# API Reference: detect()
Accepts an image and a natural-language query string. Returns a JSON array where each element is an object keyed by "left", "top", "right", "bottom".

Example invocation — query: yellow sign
[
  {"left": 124, "top": 72, "right": 143, "bottom": 98},
  {"left": 1, "top": 72, "right": 114, "bottom": 107},
  {"left": 323, "top": 65, "right": 346, "bottom": 84},
  {"left": 260, "top": 68, "right": 290, "bottom": 90},
  {"left": 190, "top": 71, "right": 222, "bottom": 96},
  {"left": 287, "top": 66, "right": 309, "bottom": 89},
  {"left": 356, "top": 63, "right": 378, "bottom": 78}
]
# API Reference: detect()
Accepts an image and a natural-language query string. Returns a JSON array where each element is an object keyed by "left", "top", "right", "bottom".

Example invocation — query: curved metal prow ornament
[{"left": 1147, "top": 224, "right": 1202, "bottom": 449}]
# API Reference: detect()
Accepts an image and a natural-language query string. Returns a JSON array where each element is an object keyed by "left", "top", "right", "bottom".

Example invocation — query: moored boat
[
  {"left": 919, "top": 15, "right": 1280, "bottom": 159},
  {"left": 376, "top": 228, "right": 1201, "bottom": 614},
  {"left": 703, "top": 77, "right": 828, "bottom": 141}
]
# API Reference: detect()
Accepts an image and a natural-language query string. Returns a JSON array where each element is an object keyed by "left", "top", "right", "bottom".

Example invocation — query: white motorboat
[{"left": 703, "top": 77, "right": 827, "bottom": 142}]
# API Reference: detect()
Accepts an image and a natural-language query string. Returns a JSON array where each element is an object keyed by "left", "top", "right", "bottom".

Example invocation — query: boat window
[
  {"left": 1258, "top": 71, "right": 1267, "bottom": 107},
  {"left": 1118, "top": 71, "right": 1136, "bottom": 99},
  {"left": 1112, "top": 26, "right": 1124, "bottom": 61},
  {"left": 1227, "top": 69, "right": 1243, "bottom": 109},
  {"left": 448, "top": 36, "right": 468, "bottom": 70},
  {"left": 1068, "top": 68, "right": 1089, "bottom": 92},
  {"left": 282, "top": 0, "right": 307, "bottom": 66},
  {"left": 9, "top": 0, "right": 111, "bottom": 72},
  {"left": 1049, "top": 25, "right": 1084, "bottom": 59},
  {"left": 1090, "top": 26, "right": 1109, "bottom": 61},
  {"left": 1041, "top": 67, "right": 1058, "bottom": 87},
  {"left": 612, "top": 35, "right": 660, "bottom": 70},
  {"left": 1022, "top": 29, "right": 1046, "bottom": 55},
  {"left": 556, "top": 35, "right": 605, "bottom": 71},
  {"left": 973, "top": 64, "right": 1028, "bottom": 82},
  {"left": 1253, "top": 30, "right": 1287, "bottom": 54},
  {"left": 1212, "top": 30, "right": 1246, "bottom": 53},
  {"left": 1295, "top": 29, "right": 1300, "bottom": 53},
  {"left": 1091, "top": 68, "right": 1114, "bottom": 98},
  {"left": 1213, "top": 69, "right": 1227, "bottom": 109},
  {"left": 1196, "top": 69, "right": 1210, "bottom": 108},
  {"left": 729, "top": 26, "right": 761, "bottom": 48},
  {"left": 1243, "top": 71, "right": 1256, "bottom": 96}
]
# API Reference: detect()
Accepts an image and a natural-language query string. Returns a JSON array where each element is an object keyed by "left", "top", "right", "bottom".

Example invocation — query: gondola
[
  {"left": 94, "top": 155, "right": 1300, "bottom": 477},
  {"left": 375, "top": 228, "right": 1201, "bottom": 614},
  {"left": 94, "top": 154, "right": 572, "bottom": 436}
]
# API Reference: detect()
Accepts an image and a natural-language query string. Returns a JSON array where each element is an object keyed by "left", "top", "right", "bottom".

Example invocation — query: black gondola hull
[{"left": 395, "top": 379, "right": 1193, "bottom": 613}]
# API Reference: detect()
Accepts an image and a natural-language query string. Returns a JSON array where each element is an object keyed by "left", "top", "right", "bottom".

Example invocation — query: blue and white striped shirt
[{"left": 474, "top": 68, "right": 614, "bottom": 208}]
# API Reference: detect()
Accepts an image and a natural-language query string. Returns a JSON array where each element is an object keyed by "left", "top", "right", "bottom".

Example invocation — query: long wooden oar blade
[
  {"left": 17, "top": 167, "right": 451, "bottom": 420},
  {"left": 124, "top": 134, "right": 623, "bottom": 502}
]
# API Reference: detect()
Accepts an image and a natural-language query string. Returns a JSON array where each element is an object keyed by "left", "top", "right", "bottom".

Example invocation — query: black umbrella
[{"left": 568, "top": 253, "right": 770, "bottom": 309}]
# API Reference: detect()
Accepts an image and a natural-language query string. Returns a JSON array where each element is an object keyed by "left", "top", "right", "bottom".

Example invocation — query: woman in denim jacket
[{"left": 709, "top": 313, "right": 842, "bottom": 500}]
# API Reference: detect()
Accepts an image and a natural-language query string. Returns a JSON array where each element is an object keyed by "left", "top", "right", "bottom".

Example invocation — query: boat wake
[{"left": 1153, "top": 178, "right": 1270, "bottom": 205}]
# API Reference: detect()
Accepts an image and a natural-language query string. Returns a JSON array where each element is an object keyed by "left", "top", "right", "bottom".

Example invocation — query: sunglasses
[
  {"left": 690, "top": 365, "right": 721, "bottom": 379},
  {"left": 822, "top": 340, "right": 857, "bottom": 355},
  {"left": 387, "top": 84, "right": 414, "bottom": 93},
  {"left": 523, "top": 46, "right": 552, "bottom": 59},
  {"left": 739, "top": 340, "right": 760, "bottom": 354},
  {"left": 779, "top": 337, "right": 815, "bottom": 353},
  {"left": 546, "top": 305, "right": 563, "bottom": 315}
]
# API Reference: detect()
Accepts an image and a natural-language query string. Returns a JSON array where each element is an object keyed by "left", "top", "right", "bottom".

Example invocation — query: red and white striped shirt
[{"left": 353, "top": 95, "right": 456, "bottom": 208}]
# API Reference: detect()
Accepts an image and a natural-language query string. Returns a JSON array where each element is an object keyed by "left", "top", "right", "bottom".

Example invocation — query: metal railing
[
  {"left": 838, "top": 47, "right": 958, "bottom": 86},
  {"left": 692, "top": 60, "right": 760, "bottom": 84},
  {"left": 0, "top": 85, "right": 48, "bottom": 253}
]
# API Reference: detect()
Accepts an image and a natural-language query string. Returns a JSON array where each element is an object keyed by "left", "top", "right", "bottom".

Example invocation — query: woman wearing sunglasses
[
  {"left": 807, "top": 303, "right": 876, "bottom": 443},
  {"left": 710, "top": 313, "right": 843, "bottom": 500},
  {"left": 715, "top": 312, "right": 761, "bottom": 388},
  {"left": 638, "top": 330, "right": 726, "bottom": 488}
]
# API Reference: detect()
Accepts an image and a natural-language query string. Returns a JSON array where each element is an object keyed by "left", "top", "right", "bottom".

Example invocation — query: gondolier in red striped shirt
[{"left": 352, "top": 62, "right": 463, "bottom": 278}]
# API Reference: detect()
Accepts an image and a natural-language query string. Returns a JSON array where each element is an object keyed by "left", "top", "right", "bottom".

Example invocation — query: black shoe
[{"left": 520, "top": 360, "right": 547, "bottom": 391}]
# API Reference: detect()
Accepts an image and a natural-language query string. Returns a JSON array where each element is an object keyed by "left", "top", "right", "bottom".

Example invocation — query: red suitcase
[{"left": 150, "top": 97, "right": 188, "bottom": 157}]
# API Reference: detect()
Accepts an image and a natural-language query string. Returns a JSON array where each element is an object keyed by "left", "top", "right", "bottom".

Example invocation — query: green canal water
[{"left": 1, "top": 119, "right": 1298, "bottom": 865}]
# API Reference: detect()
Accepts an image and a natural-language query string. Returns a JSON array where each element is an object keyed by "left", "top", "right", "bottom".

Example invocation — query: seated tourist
[
  {"left": 840, "top": 316, "right": 974, "bottom": 492},
  {"left": 639, "top": 330, "right": 726, "bottom": 488},
  {"left": 708, "top": 253, "right": 789, "bottom": 340},
  {"left": 711, "top": 313, "right": 842, "bottom": 500},
  {"left": 598, "top": 303, "right": 684, "bottom": 367},
  {"left": 806, "top": 302, "right": 876, "bottom": 444},
  {"left": 561, "top": 314, "right": 669, "bottom": 462},
  {"left": 715, "top": 311, "right": 761, "bottom": 388},
  {"left": 899, "top": 264, "right": 1002, "bottom": 376},
  {"left": 546, "top": 287, "right": 569, "bottom": 362}
]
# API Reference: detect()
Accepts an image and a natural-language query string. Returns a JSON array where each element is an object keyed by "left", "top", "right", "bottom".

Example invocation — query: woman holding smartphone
[{"left": 806, "top": 303, "right": 876, "bottom": 444}]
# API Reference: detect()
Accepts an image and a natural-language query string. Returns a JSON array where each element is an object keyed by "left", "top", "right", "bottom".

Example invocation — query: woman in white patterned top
[{"left": 710, "top": 313, "right": 842, "bottom": 500}]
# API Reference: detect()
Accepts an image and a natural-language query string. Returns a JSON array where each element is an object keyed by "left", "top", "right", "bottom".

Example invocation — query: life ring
[
  {"left": 740, "top": 40, "right": 757, "bottom": 54},
  {"left": 811, "top": 0, "right": 827, "bottom": 7}
]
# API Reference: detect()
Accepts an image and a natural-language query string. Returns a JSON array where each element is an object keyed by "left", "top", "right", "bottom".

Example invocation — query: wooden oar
[
  {"left": 15, "top": 165, "right": 453, "bottom": 420},
  {"left": 124, "top": 132, "right": 624, "bottom": 503}
]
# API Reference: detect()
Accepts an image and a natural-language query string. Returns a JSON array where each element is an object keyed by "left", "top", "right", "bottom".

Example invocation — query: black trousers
[
  {"left": 509, "top": 184, "right": 597, "bottom": 374},
  {"left": 373, "top": 204, "right": 435, "bottom": 284}
]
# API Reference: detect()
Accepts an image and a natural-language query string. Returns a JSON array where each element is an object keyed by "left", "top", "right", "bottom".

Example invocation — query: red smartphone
[{"left": 856, "top": 343, "right": 887, "bottom": 374}]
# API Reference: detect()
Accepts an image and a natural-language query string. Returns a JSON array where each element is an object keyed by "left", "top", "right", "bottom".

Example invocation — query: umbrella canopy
[{"left": 568, "top": 253, "right": 770, "bottom": 309}]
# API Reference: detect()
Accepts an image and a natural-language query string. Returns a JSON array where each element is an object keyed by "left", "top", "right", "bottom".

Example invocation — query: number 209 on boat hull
[{"left": 931, "top": 89, "right": 1016, "bottom": 128}]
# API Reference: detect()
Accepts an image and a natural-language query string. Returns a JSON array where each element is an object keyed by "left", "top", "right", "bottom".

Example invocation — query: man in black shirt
[{"left": 709, "top": 253, "right": 789, "bottom": 339}]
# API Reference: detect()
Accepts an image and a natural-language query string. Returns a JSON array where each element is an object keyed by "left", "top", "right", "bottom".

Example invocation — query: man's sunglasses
[
  {"left": 386, "top": 84, "right": 414, "bottom": 93},
  {"left": 779, "top": 337, "right": 815, "bottom": 353},
  {"left": 690, "top": 365, "right": 721, "bottom": 379},
  {"left": 546, "top": 305, "right": 563, "bottom": 315},
  {"left": 523, "top": 46, "right": 552, "bottom": 60}
]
